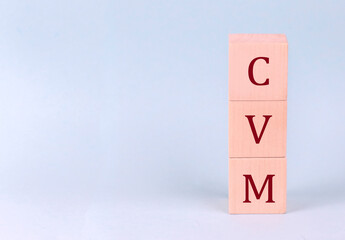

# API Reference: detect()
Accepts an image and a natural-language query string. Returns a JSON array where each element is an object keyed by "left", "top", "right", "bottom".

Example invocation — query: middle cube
[{"left": 229, "top": 101, "right": 287, "bottom": 157}]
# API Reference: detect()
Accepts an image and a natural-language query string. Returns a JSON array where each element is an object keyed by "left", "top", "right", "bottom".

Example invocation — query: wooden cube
[
  {"left": 229, "top": 34, "right": 288, "bottom": 101},
  {"left": 229, "top": 101, "right": 287, "bottom": 158},
  {"left": 228, "top": 157, "right": 286, "bottom": 214}
]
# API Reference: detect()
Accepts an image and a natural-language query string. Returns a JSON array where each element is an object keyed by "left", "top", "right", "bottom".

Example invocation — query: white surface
[{"left": 1, "top": 189, "right": 345, "bottom": 239}]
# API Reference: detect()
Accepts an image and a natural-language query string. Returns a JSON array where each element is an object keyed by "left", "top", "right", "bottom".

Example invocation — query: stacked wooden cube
[{"left": 228, "top": 34, "right": 288, "bottom": 214}]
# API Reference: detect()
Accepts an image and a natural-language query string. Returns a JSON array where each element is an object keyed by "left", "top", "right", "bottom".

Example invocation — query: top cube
[{"left": 229, "top": 34, "right": 288, "bottom": 100}]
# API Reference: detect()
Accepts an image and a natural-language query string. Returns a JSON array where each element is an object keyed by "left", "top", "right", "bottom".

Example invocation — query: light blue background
[{"left": 0, "top": 0, "right": 345, "bottom": 239}]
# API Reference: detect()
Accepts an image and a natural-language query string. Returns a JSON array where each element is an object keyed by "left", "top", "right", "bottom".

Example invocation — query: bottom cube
[{"left": 229, "top": 157, "right": 286, "bottom": 214}]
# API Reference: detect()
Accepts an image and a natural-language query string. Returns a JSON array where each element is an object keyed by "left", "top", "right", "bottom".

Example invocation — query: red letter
[
  {"left": 243, "top": 175, "right": 275, "bottom": 203},
  {"left": 248, "top": 57, "right": 269, "bottom": 85},
  {"left": 245, "top": 115, "right": 272, "bottom": 144}
]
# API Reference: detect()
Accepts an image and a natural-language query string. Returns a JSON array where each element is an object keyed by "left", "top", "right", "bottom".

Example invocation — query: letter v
[{"left": 245, "top": 115, "right": 272, "bottom": 144}]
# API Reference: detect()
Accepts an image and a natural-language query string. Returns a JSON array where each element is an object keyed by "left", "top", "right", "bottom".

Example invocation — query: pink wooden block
[
  {"left": 229, "top": 101, "right": 287, "bottom": 158},
  {"left": 228, "top": 157, "right": 286, "bottom": 214},
  {"left": 229, "top": 34, "right": 288, "bottom": 100}
]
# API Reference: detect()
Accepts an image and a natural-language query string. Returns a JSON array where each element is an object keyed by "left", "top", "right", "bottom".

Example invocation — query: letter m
[{"left": 243, "top": 174, "right": 275, "bottom": 203}]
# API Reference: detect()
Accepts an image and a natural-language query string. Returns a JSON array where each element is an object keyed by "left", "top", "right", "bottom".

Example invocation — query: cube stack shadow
[{"left": 228, "top": 34, "right": 288, "bottom": 214}]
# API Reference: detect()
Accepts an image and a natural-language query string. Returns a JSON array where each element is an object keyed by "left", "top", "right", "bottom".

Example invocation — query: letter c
[{"left": 248, "top": 57, "right": 269, "bottom": 85}]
